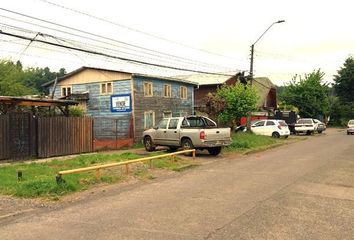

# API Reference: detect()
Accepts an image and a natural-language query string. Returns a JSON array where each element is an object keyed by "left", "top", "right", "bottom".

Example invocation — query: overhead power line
[
  {"left": 37, "top": 0, "right": 238, "bottom": 61},
  {"left": 0, "top": 8, "right": 237, "bottom": 72},
  {"left": 0, "top": 29, "right": 236, "bottom": 77},
  {"left": 0, "top": 20, "right": 223, "bottom": 72}
]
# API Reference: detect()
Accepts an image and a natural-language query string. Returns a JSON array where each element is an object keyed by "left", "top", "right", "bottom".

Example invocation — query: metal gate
[{"left": 93, "top": 115, "right": 133, "bottom": 150}]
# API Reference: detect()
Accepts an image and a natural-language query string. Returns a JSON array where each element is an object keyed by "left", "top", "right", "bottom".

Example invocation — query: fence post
[{"left": 95, "top": 168, "right": 101, "bottom": 180}]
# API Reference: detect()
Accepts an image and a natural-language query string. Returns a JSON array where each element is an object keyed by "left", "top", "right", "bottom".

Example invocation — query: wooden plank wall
[
  {"left": 37, "top": 117, "right": 93, "bottom": 158},
  {"left": 133, "top": 76, "right": 194, "bottom": 141},
  {"left": 8, "top": 113, "right": 37, "bottom": 160},
  {"left": 0, "top": 115, "right": 10, "bottom": 160}
]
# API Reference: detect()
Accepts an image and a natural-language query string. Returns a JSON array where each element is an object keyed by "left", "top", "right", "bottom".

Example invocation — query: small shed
[{"left": 0, "top": 96, "right": 79, "bottom": 116}]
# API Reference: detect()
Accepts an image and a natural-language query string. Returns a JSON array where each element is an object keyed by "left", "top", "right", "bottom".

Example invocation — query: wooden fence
[
  {"left": 0, "top": 114, "right": 93, "bottom": 160},
  {"left": 0, "top": 113, "right": 37, "bottom": 160},
  {"left": 37, "top": 117, "right": 93, "bottom": 158},
  {"left": 57, "top": 149, "right": 196, "bottom": 181},
  {"left": 0, "top": 115, "right": 10, "bottom": 160}
]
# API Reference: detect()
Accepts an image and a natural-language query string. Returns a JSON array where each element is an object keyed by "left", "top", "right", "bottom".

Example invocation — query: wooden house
[
  {"left": 177, "top": 73, "right": 277, "bottom": 113},
  {"left": 43, "top": 67, "right": 197, "bottom": 147}
]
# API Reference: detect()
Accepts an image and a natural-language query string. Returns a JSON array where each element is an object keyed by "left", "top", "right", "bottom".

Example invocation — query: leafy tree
[
  {"left": 329, "top": 97, "right": 354, "bottom": 125},
  {"left": 333, "top": 57, "right": 354, "bottom": 102},
  {"left": 22, "top": 67, "right": 66, "bottom": 94},
  {"left": 0, "top": 60, "right": 35, "bottom": 96},
  {"left": 280, "top": 69, "right": 330, "bottom": 119},
  {"left": 329, "top": 57, "right": 354, "bottom": 125},
  {"left": 205, "top": 84, "right": 258, "bottom": 128},
  {"left": 0, "top": 59, "right": 66, "bottom": 96}
]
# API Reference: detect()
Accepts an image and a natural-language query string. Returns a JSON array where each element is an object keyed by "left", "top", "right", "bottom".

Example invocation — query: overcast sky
[{"left": 0, "top": 0, "right": 353, "bottom": 85}]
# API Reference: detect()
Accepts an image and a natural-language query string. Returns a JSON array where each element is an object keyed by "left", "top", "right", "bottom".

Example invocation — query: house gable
[{"left": 57, "top": 68, "right": 132, "bottom": 86}]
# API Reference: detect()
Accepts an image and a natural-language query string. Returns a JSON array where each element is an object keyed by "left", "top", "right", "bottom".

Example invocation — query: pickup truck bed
[{"left": 142, "top": 116, "right": 231, "bottom": 155}]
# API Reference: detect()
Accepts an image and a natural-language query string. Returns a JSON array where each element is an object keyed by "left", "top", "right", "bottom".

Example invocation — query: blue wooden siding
[
  {"left": 134, "top": 76, "right": 194, "bottom": 116},
  {"left": 133, "top": 76, "right": 195, "bottom": 140},
  {"left": 50, "top": 80, "right": 132, "bottom": 117},
  {"left": 50, "top": 80, "right": 132, "bottom": 140}
]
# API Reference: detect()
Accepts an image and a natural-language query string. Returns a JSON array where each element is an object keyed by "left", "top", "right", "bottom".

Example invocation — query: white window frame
[
  {"left": 144, "top": 111, "right": 155, "bottom": 129},
  {"left": 144, "top": 82, "right": 153, "bottom": 97},
  {"left": 100, "top": 82, "right": 113, "bottom": 95},
  {"left": 61, "top": 86, "right": 72, "bottom": 97},
  {"left": 163, "top": 111, "right": 172, "bottom": 118},
  {"left": 163, "top": 84, "right": 172, "bottom": 98},
  {"left": 180, "top": 86, "right": 187, "bottom": 99}
]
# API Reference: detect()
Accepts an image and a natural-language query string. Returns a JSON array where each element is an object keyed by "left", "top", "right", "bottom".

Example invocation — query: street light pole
[{"left": 249, "top": 20, "right": 285, "bottom": 85}]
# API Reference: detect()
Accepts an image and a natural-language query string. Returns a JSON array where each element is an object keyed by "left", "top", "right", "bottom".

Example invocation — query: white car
[
  {"left": 347, "top": 120, "right": 354, "bottom": 135},
  {"left": 251, "top": 119, "right": 290, "bottom": 138},
  {"left": 295, "top": 118, "right": 326, "bottom": 135}
]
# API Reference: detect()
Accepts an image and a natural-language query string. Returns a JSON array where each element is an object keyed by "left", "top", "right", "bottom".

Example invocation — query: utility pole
[
  {"left": 249, "top": 20, "right": 285, "bottom": 85},
  {"left": 250, "top": 44, "right": 254, "bottom": 85},
  {"left": 247, "top": 20, "right": 285, "bottom": 130}
]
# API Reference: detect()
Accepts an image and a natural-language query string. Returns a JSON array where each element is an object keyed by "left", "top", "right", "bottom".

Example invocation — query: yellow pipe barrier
[{"left": 56, "top": 149, "right": 196, "bottom": 182}]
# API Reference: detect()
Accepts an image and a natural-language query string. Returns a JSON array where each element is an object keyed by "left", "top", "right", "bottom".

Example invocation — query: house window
[
  {"left": 180, "top": 111, "right": 188, "bottom": 117},
  {"left": 163, "top": 84, "right": 171, "bottom": 98},
  {"left": 61, "top": 86, "right": 72, "bottom": 97},
  {"left": 144, "top": 111, "right": 155, "bottom": 129},
  {"left": 101, "top": 82, "right": 113, "bottom": 95},
  {"left": 144, "top": 82, "right": 153, "bottom": 97},
  {"left": 180, "top": 86, "right": 187, "bottom": 99},
  {"left": 163, "top": 111, "right": 172, "bottom": 118}
]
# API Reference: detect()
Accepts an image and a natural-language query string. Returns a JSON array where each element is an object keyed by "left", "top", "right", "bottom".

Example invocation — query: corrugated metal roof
[
  {"left": 0, "top": 96, "right": 79, "bottom": 106},
  {"left": 174, "top": 73, "right": 236, "bottom": 85},
  {"left": 132, "top": 73, "right": 198, "bottom": 86},
  {"left": 42, "top": 66, "right": 199, "bottom": 87}
]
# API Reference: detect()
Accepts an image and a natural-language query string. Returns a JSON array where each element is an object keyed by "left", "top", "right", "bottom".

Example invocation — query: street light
[{"left": 249, "top": 20, "right": 285, "bottom": 85}]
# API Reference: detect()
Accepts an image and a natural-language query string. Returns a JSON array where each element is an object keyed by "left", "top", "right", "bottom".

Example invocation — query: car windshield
[
  {"left": 297, "top": 119, "right": 312, "bottom": 124},
  {"left": 349, "top": 120, "right": 354, "bottom": 125}
]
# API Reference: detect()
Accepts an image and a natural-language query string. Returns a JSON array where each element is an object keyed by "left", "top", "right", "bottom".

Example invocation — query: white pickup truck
[
  {"left": 295, "top": 118, "right": 326, "bottom": 135},
  {"left": 142, "top": 116, "right": 231, "bottom": 155}
]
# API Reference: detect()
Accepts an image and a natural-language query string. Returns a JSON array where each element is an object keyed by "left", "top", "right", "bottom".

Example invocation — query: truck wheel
[
  {"left": 181, "top": 138, "right": 194, "bottom": 156},
  {"left": 181, "top": 138, "right": 194, "bottom": 150},
  {"left": 208, "top": 147, "right": 222, "bottom": 156},
  {"left": 144, "top": 136, "right": 156, "bottom": 152},
  {"left": 318, "top": 130, "right": 322, "bottom": 134}
]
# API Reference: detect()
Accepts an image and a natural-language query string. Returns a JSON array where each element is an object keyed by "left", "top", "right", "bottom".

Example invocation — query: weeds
[
  {"left": 0, "top": 152, "right": 195, "bottom": 199},
  {"left": 226, "top": 132, "right": 283, "bottom": 152}
]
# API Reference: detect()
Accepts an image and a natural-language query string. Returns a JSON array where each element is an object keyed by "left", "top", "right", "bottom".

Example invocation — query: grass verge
[
  {"left": 0, "top": 152, "right": 196, "bottom": 199},
  {"left": 225, "top": 132, "right": 288, "bottom": 154}
]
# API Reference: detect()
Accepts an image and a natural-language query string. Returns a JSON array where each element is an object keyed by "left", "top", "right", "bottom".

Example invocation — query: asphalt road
[{"left": 1, "top": 129, "right": 354, "bottom": 240}]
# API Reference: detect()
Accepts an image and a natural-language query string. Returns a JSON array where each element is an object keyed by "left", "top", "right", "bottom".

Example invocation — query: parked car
[
  {"left": 347, "top": 120, "right": 354, "bottom": 135},
  {"left": 142, "top": 116, "right": 231, "bottom": 156},
  {"left": 269, "top": 110, "right": 300, "bottom": 134},
  {"left": 250, "top": 119, "right": 290, "bottom": 138},
  {"left": 295, "top": 118, "right": 326, "bottom": 135}
]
